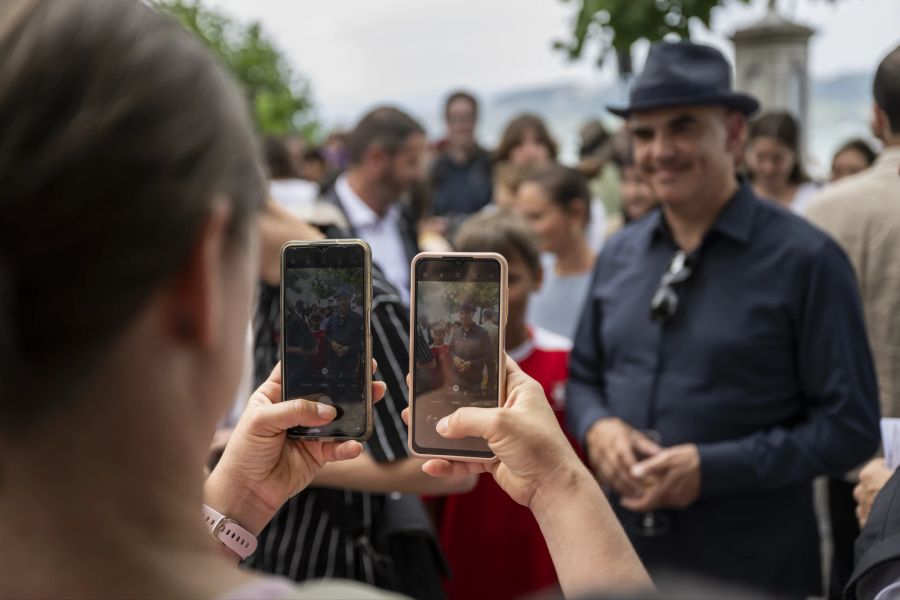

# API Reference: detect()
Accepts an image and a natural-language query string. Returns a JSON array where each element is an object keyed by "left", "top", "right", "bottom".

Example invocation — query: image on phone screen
[
  {"left": 412, "top": 258, "right": 502, "bottom": 457},
  {"left": 282, "top": 244, "right": 367, "bottom": 438}
]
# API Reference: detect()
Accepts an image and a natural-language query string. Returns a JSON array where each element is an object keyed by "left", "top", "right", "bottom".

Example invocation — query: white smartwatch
[{"left": 202, "top": 504, "right": 258, "bottom": 560}]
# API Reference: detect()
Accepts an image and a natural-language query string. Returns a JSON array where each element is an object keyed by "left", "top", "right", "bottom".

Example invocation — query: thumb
[
  {"left": 631, "top": 449, "right": 671, "bottom": 479},
  {"left": 249, "top": 398, "right": 337, "bottom": 436},
  {"left": 437, "top": 407, "right": 500, "bottom": 441}
]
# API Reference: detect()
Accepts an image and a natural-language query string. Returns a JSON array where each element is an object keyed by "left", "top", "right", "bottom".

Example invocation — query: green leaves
[
  {"left": 154, "top": 0, "right": 319, "bottom": 138},
  {"left": 555, "top": 0, "right": 753, "bottom": 75}
]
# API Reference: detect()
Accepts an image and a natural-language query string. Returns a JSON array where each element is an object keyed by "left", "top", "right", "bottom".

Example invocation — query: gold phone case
[
  {"left": 280, "top": 239, "right": 373, "bottom": 442},
  {"left": 407, "top": 252, "right": 508, "bottom": 463}
]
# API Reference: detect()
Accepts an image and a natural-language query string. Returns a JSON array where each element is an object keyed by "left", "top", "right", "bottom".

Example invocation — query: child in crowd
[{"left": 429, "top": 209, "right": 578, "bottom": 600}]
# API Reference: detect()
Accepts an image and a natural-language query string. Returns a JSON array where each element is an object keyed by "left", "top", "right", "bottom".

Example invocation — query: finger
[
  {"left": 632, "top": 434, "right": 662, "bottom": 459},
  {"left": 267, "top": 361, "right": 283, "bottom": 385},
  {"left": 401, "top": 407, "right": 410, "bottom": 426},
  {"left": 405, "top": 373, "right": 411, "bottom": 389},
  {"left": 437, "top": 407, "right": 501, "bottom": 440},
  {"left": 372, "top": 381, "right": 386, "bottom": 405},
  {"left": 322, "top": 440, "right": 364, "bottom": 463},
  {"left": 250, "top": 398, "right": 337, "bottom": 435},
  {"left": 422, "top": 459, "right": 486, "bottom": 478},
  {"left": 372, "top": 359, "right": 378, "bottom": 375},
  {"left": 631, "top": 450, "right": 673, "bottom": 479},
  {"left": 853, "top": 484, "right": 866, "bottom": 504}
]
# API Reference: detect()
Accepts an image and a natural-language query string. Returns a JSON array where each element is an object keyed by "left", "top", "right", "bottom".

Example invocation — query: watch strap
[{"left": 202, "top": 503, "right": 258, "bottom": 560}]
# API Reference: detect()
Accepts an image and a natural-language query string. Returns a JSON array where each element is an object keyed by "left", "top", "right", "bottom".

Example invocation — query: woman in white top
[
  {"left": 745, "top": 111, "right": 820, "bottom": 214},
  {"left": 0, "top": 2, "right": 651, "bottom": 599},
  {"left": 515, "top": 164, "right": 597, "bottom": 340}
]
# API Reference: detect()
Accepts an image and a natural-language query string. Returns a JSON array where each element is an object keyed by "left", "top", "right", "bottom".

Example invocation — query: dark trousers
[{"left": 828, "top": 478, "right": 860, "bottom": 599}]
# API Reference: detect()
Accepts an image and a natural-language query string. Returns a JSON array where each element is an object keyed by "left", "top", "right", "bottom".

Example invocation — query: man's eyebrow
[{"left": 668, "top": 114, "right": 698, "bottom": 128}]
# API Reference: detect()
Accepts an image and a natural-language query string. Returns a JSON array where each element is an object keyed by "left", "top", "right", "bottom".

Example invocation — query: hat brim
[{"left": 607, "top": 92, "right": 760, "bottom": 118}]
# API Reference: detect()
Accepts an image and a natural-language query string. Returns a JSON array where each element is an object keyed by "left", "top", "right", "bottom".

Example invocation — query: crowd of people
[{"left": 3, "top": 1, "right": 900, "bottom": 599}]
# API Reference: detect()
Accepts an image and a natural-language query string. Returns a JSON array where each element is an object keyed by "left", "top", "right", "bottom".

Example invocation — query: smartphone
[
  {"left": 408, "top": 252, "right": 508, "bottom": 461},
  {"left": 280, "top": 240, "right": 373, "bottom": 441}
]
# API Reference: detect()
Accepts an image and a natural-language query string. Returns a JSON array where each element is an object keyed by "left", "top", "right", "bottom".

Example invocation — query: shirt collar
[
  {"left": 650, "top": 178, "right": 757, "bottom": 247},
  {"left": 874, "top": 145, "right": 900, "bottom": 172},
  {"left": 335, "top": 174, "right": 399, "bottom": 230}
]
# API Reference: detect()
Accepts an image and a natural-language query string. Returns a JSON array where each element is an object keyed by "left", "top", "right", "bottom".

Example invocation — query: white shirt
[
  {"left": 269, "top": 179, "right": 320, "bottom": 216},
  {"left": 335, "top": 174, "right": 410, "bottom": 304}
]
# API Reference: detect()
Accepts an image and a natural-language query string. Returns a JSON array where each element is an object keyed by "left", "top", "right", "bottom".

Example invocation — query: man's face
[
  {"left": 381, "top": 132, "right": 427, "bottom": 199},
  {"left": 446, "top": 98, "right": 476, "bottom": 148},
  {"left": 628, "top": 106, "right": 743, "bottom": 208},
  {"left": 459, "top": 308, "right": 475, "bottom": 328}
]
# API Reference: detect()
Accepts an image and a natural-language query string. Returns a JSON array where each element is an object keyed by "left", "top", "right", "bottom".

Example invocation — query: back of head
[
  {"left": 874, "top": 44, "right": 900, "bottom": 136},
  {"left": 454, "top": 210, "right": 541, "bottom": 276},
  {"left": 494, "top": 113, "right": 558, "bottom": 164},
  {"left": 748, "top": 111, "right": 809, "bottom": 183},
  {"left": 347, "top": 106, "right": 425, "bottom": 165},
  {"left": 0, "top": 0, "right": 265, "bottom": 432}
]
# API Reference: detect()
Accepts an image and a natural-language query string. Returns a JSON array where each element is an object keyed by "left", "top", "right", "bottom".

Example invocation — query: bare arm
[{"left": 312, "top": 451, "right": 477, "bottom": 496}]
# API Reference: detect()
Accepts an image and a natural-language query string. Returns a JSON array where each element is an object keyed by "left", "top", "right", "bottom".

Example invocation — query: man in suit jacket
[
  {"left": 846, "top": 463, "right": 900, "bottom": 599},
  {"left": 323, "top": 106, "right": 424, "bottom": 305},
  {"left": 566, "top": 41, "right": 880, "bottom": 598}
]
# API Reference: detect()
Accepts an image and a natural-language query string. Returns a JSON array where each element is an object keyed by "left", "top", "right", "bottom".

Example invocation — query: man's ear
[
  {"left": 871, "top": 102, "right": 889, "bottom": 142},
  {"left": 724, "top": 111, "right": 747, "bottom": 157},
  {"left": 164, "top": 200, "right": 232, "bottom": 350}
]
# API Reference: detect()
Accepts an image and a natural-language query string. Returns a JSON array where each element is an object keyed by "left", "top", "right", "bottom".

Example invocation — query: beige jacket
[{"left": 807, "top": 146, "right": 900, "bottom": 420}]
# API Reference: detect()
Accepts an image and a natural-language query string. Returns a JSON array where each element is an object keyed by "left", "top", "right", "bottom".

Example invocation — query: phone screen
[
  {"left": 282, "top": 243, "right": 368, "bottom": 438},
  {"left": 412, "top": 257, "right": 502, "bottom": 458}
]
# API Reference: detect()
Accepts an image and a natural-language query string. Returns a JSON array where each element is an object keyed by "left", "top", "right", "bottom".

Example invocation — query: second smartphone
[
  {"left": 408, "top": 252, "right": 508, "bottom": 461},
  {"left": 281, "top": 240, "right": 373, "bottom": 441}
]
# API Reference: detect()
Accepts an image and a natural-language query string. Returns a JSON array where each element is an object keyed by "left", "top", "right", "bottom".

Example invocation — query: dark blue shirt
[
  {"left": 429, "top": 146, "right": 492, "bottom": 216},
  {"left": 567, "top": 180, "right": 880, "bottom": 498}
]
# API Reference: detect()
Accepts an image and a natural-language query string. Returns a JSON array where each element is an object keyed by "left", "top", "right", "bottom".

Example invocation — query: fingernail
[
  {"left": 317, "top": 403, "right": 337, "bottom": 419},
  {"left": 436, "top": 417, "right": 449, "bottom": 435}
]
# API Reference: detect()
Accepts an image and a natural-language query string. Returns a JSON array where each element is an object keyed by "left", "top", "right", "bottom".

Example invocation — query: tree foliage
[
  {"left": 154, "top": 0, "right": 318, "bottom": 137},
  {"left": 555, "top": 0, "right": 754, "bottom": 76}
]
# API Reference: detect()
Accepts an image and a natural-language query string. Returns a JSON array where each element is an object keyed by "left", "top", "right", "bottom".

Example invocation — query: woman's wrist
[
  {"left": 203, "top": 467, "right": 278, "bottom": 537},
  {"left": 529, "top": 461, "right": 598, "bottom": 517}
]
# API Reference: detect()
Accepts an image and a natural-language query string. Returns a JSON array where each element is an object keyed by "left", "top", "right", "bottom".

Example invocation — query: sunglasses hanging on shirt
[{"left": 650, "top": 250, "right": 698, "bottom": 323}]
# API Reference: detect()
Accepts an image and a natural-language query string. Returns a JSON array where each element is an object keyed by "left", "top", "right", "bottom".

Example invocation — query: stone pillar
[{"left": 730, "top": 1, "right": 815, "bottom": 148}]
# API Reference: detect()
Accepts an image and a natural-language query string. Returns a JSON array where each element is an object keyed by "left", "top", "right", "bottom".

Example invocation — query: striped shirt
[{"left": 246, "top": 266, "right": 432, "bottom": 587}]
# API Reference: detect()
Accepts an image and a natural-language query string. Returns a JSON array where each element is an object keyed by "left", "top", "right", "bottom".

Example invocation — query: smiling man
[{"left": 566, "top": 41, "right": 880, "bottom": 597}]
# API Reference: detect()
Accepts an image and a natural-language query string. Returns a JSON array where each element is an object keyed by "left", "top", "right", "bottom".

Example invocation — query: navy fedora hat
[{"left": 608, "top": 41, "right": 760, "bottom": 118}]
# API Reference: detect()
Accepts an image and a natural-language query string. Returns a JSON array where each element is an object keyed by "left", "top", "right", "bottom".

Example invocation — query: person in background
[
  {"left": 807, "top": 44, "right": 900, "bottom": 599},
  {"left": 577, "top": 119, "right": 622, "bottom": 219},
  {"left": 494, "top": 113, "right": 557, "bottom": 169},
  {"left": 299, "top": 146, "right": 328, "bottom": 189},
  {"left": 429, "top": 210, "right": 576, "bottom": 600},
  {"left": 323, "top": 107, "right": 425, "bottom": 306},
  {"left": 604, "top": 142, "right": 660, "bottom": 237},
  {"left": 491, "top": 161, "right": 522, "bottom": 210},
  {"left": 429, "top": 90, "right": 493, "bottom": 218},
  {"left": 264, "top": 135, "right": 320, "bottom": 216},
  {"left": 567, "top": 41, "right": 880, "bottom": 597},
  {"left": 283, "top": 133, "right": 308, "bottom": 177},
  {"left": 515, "top": 164, "right": 596, "bottom": 340},
  {"left": 745, "top": 111, "right": 820, "bottom": 214},
  {"left": 830, "top": 138, "right": 878, "bottom": 182}
]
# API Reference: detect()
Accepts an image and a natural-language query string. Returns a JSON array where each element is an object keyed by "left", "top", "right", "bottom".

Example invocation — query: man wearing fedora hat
[{"left": 566, "top": 41, "right": 880, "bottom": 597}]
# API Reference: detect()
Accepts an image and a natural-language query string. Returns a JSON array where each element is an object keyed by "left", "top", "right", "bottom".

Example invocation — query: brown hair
[
  {"left": 493, "top": 113, "right": 558, "bottom": 164},
  {"left": 347, "top": 106, "right": 425, "bottom": 165},
  {"left": 454, "top": 210, "right": 541, "bottom": 276},
  {"left": 444, "top": 90, "right": 479, "bottom": 119},
  {"left": 833, "top": 138, "right": 878, "bottom": 167},
  {"left": 0, "top": 0, "right": 266, "bottom": 430},
  {"left": 874, "top": 45, "right": 900, "bottom": 134},
  {"left": 748, "top": 111, "right": 810, "bottom": 184},
  {"left": 519, "top": 164, "right": 592, "bottom": 225}
]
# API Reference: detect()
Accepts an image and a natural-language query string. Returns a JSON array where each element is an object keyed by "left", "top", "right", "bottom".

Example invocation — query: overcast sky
[{"left": 210, "top": 0, "right": 900, "bottom": 127}]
